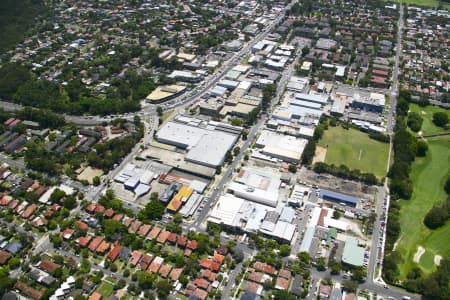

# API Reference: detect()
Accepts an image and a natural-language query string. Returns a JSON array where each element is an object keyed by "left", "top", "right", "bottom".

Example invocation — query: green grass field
[
  {"left": 409, "top": 104, "right": 450, "bottom": 136},
  {"left": 391, "top": 0, "right": 439, "bottom": 7},
  {"left": 396, "top": 137, "right": 450, "bottom": 278},
  {"left": 318, "top": 126, "right": 390, "bottom": 177},
  {"left": 97, "top": 281, "right": 114, "bottom": 297}
]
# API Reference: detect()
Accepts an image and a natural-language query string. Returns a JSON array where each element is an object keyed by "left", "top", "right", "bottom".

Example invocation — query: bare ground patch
[
  {"left": 413, "top": 245, "right": 426, "bottom": 263},
  {"left": 313, "top": 146, "right": 327, "bottom": 164}
]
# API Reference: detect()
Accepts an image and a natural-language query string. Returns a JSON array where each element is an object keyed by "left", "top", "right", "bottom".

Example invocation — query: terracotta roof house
[
  {"left": 75, "top": 220, "right": 88, "bottom": 231},
  {"left": 244, "top": 281, "right": 263, "bottom": 296},
  {"left": 107, "top": 244, "right": 123, "bottom": 261},
  {"left": 187, "top": 239, "right": 198, "bottom": 250},
  {"left": 85, "top": 203, "right": 96, "bottom": 213},
  {"left": 94, "top": 205, "right": 105, "bottom": 214},
  {"left": 253, "top": 261, "right": 277, "bottom": 275},
  {"left": 79, "top": 236, "right": 92, "bottom": 247},
  {"left": 130, "top": 250, "right": 142, "bottom": 266},
  {"left": 275, "top": 277, "right": 290, "bottom": 290},
  {"left": 193, "top": 288, "right": 208, "bottom": 300},
  {"left": 22, "top": 204, "right": 37, "bottom": 219},
  {"left": 169, "top": 267, "right": 183, "bottom": 281},
  {"left": 38, "top": 259, "right": 61, "bottom": 274},
  {"left": 129, "top": 220, "right": 142, "bottom": 234},
  {"left": 278, "top": 269, "right": 292, "bottom": 280},
  {"left": 213, "top": 252, "right": 225, "bottom": 264},
  {"left": 0, "top": 250, "right": 12, "bottom": 265},
  {"left": 199, "top": 259, "right": 221, "bottom": 272},
  {"left": 89, "top": 291, "right": 102, "bottom": 300},
  {"left": 147, "top": 227, "right": 161, "bottom": 240},
  {"left": 167, "top": 232, "right": 178, "bottom": 244},
  {"left": 8, "top": 199, "right": 18, "bottom": 209},
  {"left": 31, "top": 216, "right": 47, "bottom": 227},
  {"left": 140, "top": 254, "right": 153, "bottom": 270},
  {"left": 88, "top": 236, "right": 104, "bottom": 252},
  {"left": 248, "top": 271, "right": 266, "bottom": 284},
  {"left": 148, "top": 256, "right": 164, "bottom": 273},
  {"left": 200, "top": 269, "right": 217, "bottom": 282},
  {"left": 193, "top": 278, "right": 210, "bottom": 290},
  {"left": 122, "top": 217, "right": 133, "bottom": 228},
  {"left": 177, "top": 236, "right": 188, "bottom": 248},
  {"left": 96, "top": 241, "right": 110, "bottom": 254},
  {"left": 112, "top": 213, "right": 124, "bottom": 221},
  {"left": 104, "top": 208, "right": 115, "bottom": 218},
  {"left": 158, "top": 263, "right": 173, "bottom": 278},
  {"left": 156, "top": 230, "right": 170, "bottom": 244},
  {"left": 138, "top": 224, "right": 152, "bottom": 237},
  {"left": 61, "top": 228, "right": 75, "bottom": 240}
]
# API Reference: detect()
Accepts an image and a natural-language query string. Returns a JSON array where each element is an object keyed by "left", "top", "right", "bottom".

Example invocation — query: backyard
[
  {"left": 395, "top": 137, "right": 450, "bottom": 278},
  {"left": 317, "top": 126, "right": 390, "bottom": 177}
]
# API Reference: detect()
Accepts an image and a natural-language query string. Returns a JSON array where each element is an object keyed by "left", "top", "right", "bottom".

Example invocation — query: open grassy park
[
  {"left": 391, "top": 0, "right": 439, "bottom": 7},
  {"left": 395, "top": 136, "right": 450, "bottom": 279},
  {"left": 317, "top": 126, "right": 390, "bottom": 177},
  {"left": 409, "top": 103, "right": 450, "bottom": 136}
]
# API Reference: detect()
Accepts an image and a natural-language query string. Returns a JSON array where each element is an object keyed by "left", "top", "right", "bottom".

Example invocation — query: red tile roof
[
  {"left": 130, "top": 250, "right": 142, "bottom": 266},
  {"left": 22, "top": 204, "right": 37, "bottom": 219},
  {"left": 158, "top": 263, "right": 173, "bottom": 278},
  {"left": 0, "top": 250, "right": 12, "bottom": 265},
  {"left": 167, "top": 232, "right": 178, "bottom": 243},
  {"left": 253, "top": 261, "right": 277, "bottom": 275},
  {"left": 94, "top": 205, "right": 105, "bottom": 214},
  {"left": 38, "top": 259, "right": 61, "bottom": 274},
  {"left": 156, "top": 230, "right": 170, "bottom": 244},
  {"left": 140, "top": 254, "right": 153, "bottom": 270},
  {"left": 104, "top": 208, "right": 114, "bottom": 218},
  {"left": 138, "top": 224, "right": 152, "bottom": 237},
  {"left": 96, "top": 241, "right": 110, "bottom": 254},
  {"left": 112, "top": 213, "right": 124, "bottom": 221},
  {"left": 129, "top": 220, "right": 142, "bottom": 233},
  {"left": 199, "top": 259, "right": 221, "bottom": 272},
  {"left": 79, "top": 236, "right": 92, "bottom": 247},
  {"left": 177, "top": 236, "right": 188, "bottom": 247},
  {"left": 88, "top": 291, "right": 102, "bottom": 300},
  {"left": 275, "top": 277, "right": 290, "bottom": 290},
  {"left": 107, "top": 244, "right": 123, "bottom": 261},
  {"left": 86, "top": 203, "right": 96, "bottom": 213},
  {"left": 88, "top": 236, "right": 103, "bottom": 251},
  {"left": 15, "top": 281, "right": 44, "bottom": 300},
  {"left": 213, "top": 252, "right": 225, "bottom": 264},
  {"left": 169, "top": 267, "right": 183, "bottom": 281},
  {"left": 278, "top": 269, "right": 292, "bottom": 280},
  {"left": 147, "top": 227, "right": 161, "bottom": 240},
  {"left": 193, "top": 278, "right": 210, "bottom": 290},
  {"left": 75, "top": 220, "right": 88, "bottom": 231},
  {"left": 187, "top": 239, "right": 198, "bottom": 250},
  {"left": 61, "top": 228, "right": 75, "bottom": 240}
]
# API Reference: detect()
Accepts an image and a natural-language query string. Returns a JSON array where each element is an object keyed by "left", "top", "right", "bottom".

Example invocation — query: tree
[
  {"left": 92, "top": 176, "right": 100, "bottom": 186},
  {"left": 242, "top": 129, "right": 249, "bottom": 140},
  {"left": 342, "top": 280, "right": 358, "bottom": 293},
  {"left": 407, "top": 112, "right": 423, "bottom": 132},
  {"left": 332, "top": 210, "right": 341, "bottom": 219},
  {"left": 8, "top": 257, "right": 20, "bottom": 269},
  {"left": 233, "top": 146, "right": 241, "bottom": 156},
  {"left": 138, "top": 200, "right": 165, "bottom": 221},
  {"left": 288, "top": 164, "right": 297, "bottom": 173},
  {"left": 102, "top": 219, "right": 127, "bottom": 240},
  {"left": 156, "top": 106, "right": 163, "bottom": 116},
  {"left": 279, "top": 244, "right": 291, "bottom": 257},
  {"left": 351, "top": 267, "right": 366, "bottom": 282},
  {"left": 63, "top": 195, "right": 77, "bottom": 210},
  {"left": 137, "top": 271, "right": 156, "bottom": 289},
  {"left": 230, "top": 118, "right": 243, "bottom": 126},
  {"left": 445, "top": 176, "right": 450, "bottom": 195},
  {"left": 432, "top": 112, "right": 449, "bottom": 127},
  {"left": 155, "top": 279, "right": 172, "bottom": 298},
  {"left": 424, "top": 205, "right": 448, "bottom": 229},
  {"left": 316, "top": 257, "right": 327, "bottom": 271},
  {"left": 416, "top": 141, "right": 428, "bottom": 157},
  {"left": 330, "top": 262, "right": 342, "bottom": 275}
]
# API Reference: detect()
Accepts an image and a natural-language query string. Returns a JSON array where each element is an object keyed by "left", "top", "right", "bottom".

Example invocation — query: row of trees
[
  {"left": 300, "top": 116, "right": 328, "bottom": 165},
  {"left": 313, "top": 162, "right": 379, "bottom": 185}
]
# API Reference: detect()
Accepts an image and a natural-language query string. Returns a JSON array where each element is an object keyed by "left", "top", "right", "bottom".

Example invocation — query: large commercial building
[
  {"left": 208, "top": 194, "right": 296, "bottom": 243},
  {"left": 146, "top": 85, "right": 187, "bottom": 103},
  {"left": 351, "top": 92, "right": 385, "bottom": 113},
  {"left": 155, "top": 119, "right": 240, "bottom": 168},
  {"left": 255, "top": 130, "right": 308, "bottom": 163},
  {"left": 342, "top": 237, "right": 365, "bottom": 267},
  {"left": 319, "top": 189, "right": 360, "bottom": 207}
]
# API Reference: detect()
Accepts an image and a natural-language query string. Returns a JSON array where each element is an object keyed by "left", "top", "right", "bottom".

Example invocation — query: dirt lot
[
  {"left": 312, "top": 146, "right": 327, "bottom": 164},
  {"left": 77, "top": 167, "right": 104, "bottom": 184}
]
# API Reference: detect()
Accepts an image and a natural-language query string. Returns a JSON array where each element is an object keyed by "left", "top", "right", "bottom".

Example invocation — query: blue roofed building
[{"left": 319, "top": 189, "right": 359, "bottom": 207}]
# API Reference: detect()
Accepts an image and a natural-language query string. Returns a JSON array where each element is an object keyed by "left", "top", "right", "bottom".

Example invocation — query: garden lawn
[
  {"left": 317, "top": 126, "right": 390, "bottom": 177},
  {"left": 97, "top": 281, "right": 114, "bottom": 297},
  {"left": 409, "top": 103, "right": 450, "bottom": 136},
  {"left": 396, "top": 137, "right": 450, "bottom": 279}
]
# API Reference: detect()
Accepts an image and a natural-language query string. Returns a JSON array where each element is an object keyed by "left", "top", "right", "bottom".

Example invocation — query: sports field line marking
[{"left": 358, "top": 149, "right": 362, "bottom": 160}]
